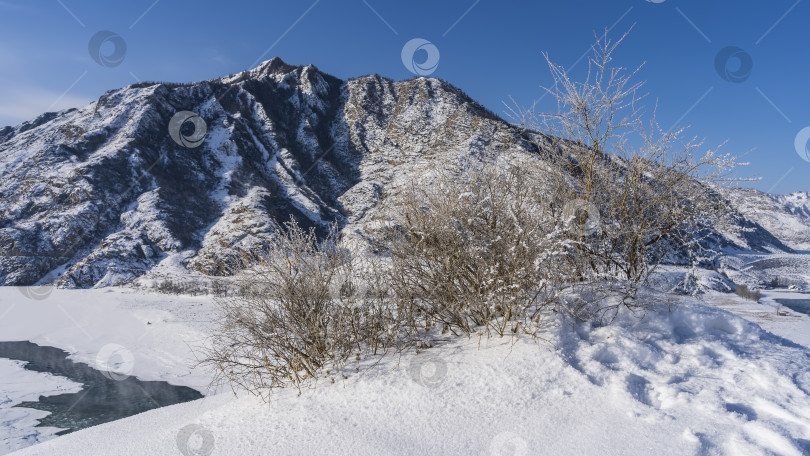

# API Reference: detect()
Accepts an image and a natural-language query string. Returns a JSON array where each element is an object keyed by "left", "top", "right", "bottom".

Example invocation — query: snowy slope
[
  {"left": 717, "top": 252, "right": 810, "bottom": 291},
  {"left": 2, "top": 287, "right": 810, "bottom": 455},
  {"left": 723, "top": 188, "right": 810, "bottom": 251}
]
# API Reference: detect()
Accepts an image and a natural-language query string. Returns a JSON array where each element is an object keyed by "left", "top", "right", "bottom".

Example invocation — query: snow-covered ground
[
  {"left": 2, "top": 284, "right": 810, "bottom": 455},
  {"left": 711, "top": 289, "right": 810, "bottom": 348}
]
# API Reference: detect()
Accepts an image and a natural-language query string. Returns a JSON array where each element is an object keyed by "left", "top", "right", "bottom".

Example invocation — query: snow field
[{"left": 2, "top": 287, "right": 810, "bottom": 455}]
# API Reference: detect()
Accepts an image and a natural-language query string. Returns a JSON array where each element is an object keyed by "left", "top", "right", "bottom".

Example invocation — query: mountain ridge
[
  {"left": 0, "top": 58, "right": 803, "bottom": 288},
  {"left": 0, "top": 58, "right": 533, "bottom": 287}
]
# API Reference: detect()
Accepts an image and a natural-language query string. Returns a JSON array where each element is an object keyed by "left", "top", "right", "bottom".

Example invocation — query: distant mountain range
[{"left": 0, "top": 58, "right": 807, "bottom": 288}]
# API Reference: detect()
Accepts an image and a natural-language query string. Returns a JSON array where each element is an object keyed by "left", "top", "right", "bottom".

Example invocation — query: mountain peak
[
  {"left": 252, "top": 57, "right": 298, "bottom": 75},
  {"left": 216, "top": 57, "right": 318, "bottom": 86}
]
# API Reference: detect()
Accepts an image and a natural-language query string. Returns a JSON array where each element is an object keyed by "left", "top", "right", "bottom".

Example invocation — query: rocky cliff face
[{"left": 0, "top": 58, "right": 801, "bottom": 288}]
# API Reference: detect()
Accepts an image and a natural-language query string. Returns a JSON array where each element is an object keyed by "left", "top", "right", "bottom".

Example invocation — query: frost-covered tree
[{"left": 508, "top": 29, "right": 740, "bottom": 318}]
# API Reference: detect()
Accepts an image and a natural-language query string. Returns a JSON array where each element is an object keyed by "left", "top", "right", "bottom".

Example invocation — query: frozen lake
[
  {"left": 774, "top": 297, "right": 810, "bottom": 317},
  {"left": 0, "top": 341, "right": 202, "bottom": 435}
]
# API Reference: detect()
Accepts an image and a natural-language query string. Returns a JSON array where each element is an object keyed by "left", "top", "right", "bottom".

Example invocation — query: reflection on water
[
  {"left": 0, "top": 341, "right": 202, "bottom": 434},
  {"left": 775, "top": 298, "right": 810, "bottom": 317}
]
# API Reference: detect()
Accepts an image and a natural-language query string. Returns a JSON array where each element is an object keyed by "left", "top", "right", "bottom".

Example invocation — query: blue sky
[{"left": 0, "top": 0, "right": 807, "bottom": 193}]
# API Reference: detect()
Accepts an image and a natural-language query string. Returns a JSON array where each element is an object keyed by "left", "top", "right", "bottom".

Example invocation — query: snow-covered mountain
[
  {"left": 723, "top": 188, "right": 810, "bottom": 251},
  {"left": 0, "top": 58, "right": 803, "bottom": 288}
]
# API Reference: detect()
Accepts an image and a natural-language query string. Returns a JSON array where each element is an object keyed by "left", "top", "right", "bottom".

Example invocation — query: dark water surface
[
  {"left": 0, "top": 341, "right": 202, "bottom": 434},
  {"left": 774, "top": 298, "right": 810, "bottom": 317}
]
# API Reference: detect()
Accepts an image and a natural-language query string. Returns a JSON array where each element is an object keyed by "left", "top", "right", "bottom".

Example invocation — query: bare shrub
[
  {"left": 768, "top": 277, "right": 796, "bottom": 289},
  {"left": 201, "top": 219, "right": 398, "bottom": 395},
  {"left": 373, "top": 156, "right": 564, "bottom": 339},
  {"left": 152, "top": 278, "right": 209, "bottom": 295},
  {"left": 735, "top": 284, "right": 761, "bottom": 302}
]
